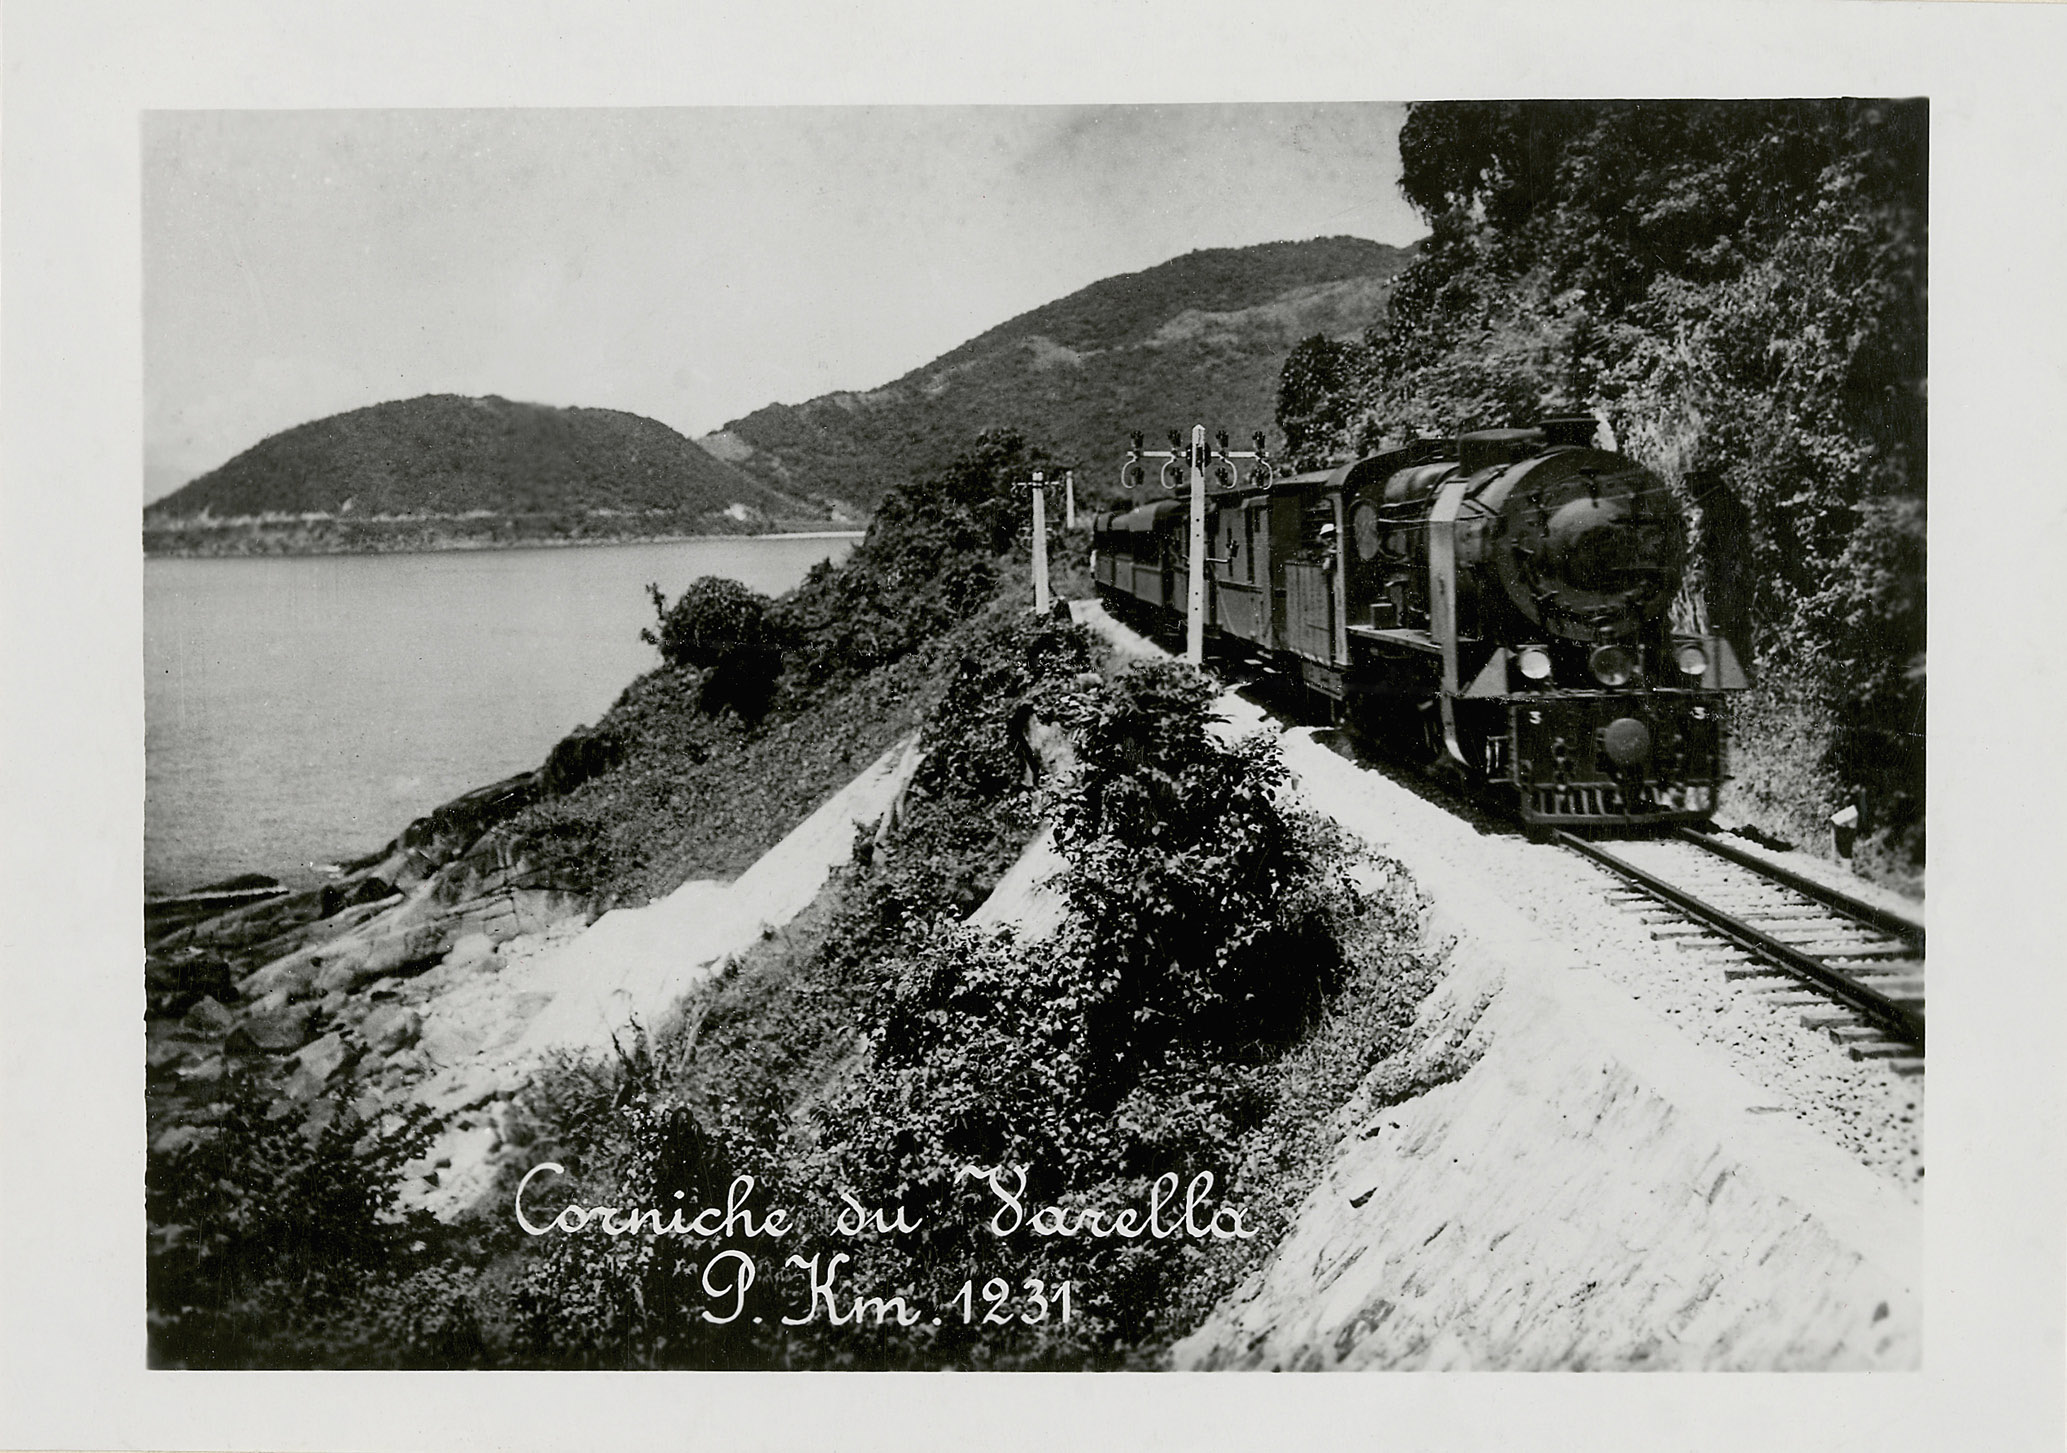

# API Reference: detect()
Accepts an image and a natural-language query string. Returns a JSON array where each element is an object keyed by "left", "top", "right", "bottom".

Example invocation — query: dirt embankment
[
  {"left": 1068, "top": 600, "right": 1919, "bottom": 1371},
  {"left": 1173, "top": 885, "right": 1918, "bottom": 1369}
]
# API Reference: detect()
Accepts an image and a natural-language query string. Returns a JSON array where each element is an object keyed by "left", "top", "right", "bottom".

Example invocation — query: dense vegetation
[
  {"left": 146, "top": 427, "right": 1440, "bottom": 1368},
  {"left": 144, "top": 394, "right": 833, "bottom": 554},
  {"left": 491, "top": 429, "right": 1066, "bottom": 905},
  {"left": 1275, "top": 101, "right": 1926, "bottom": 875},
  {"left": 709, "top": 661, "right": 1397, "bottom": 1370},
  {"left": 711, "top": 238, "right": 1414, "bottom": 513},
  {"left": 147, "top": 1077, "right": 448, "bottom": 1366}
]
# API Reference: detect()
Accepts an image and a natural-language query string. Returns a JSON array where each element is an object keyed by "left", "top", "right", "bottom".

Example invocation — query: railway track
[
  {"left": 1556, "top": 827, "right": 1924, "bottom": 1075},
  {"left": 1082, "top": 600, "right": 1929, "bottom": 1081}
]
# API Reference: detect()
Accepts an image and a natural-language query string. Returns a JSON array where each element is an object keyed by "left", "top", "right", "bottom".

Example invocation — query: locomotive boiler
[{"left": 1091, "top": 419, "right": 1747, "bottom": 831}]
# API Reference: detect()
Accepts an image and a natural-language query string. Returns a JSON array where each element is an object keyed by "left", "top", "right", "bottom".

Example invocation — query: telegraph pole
[
  {"left": 1031, "top": 471, "right": 1050, "bottom": 614},
  {"left": 1121, "top": 427, "right": 1271, "bottom": 666},
  {"left": 1184, "top": 427, "right": 1208, "bottom": 664},
  {"left": 1012, "top": 470, "right": 1052, "bottom": 614}
]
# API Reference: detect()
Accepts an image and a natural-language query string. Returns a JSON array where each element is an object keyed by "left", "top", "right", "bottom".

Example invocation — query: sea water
[{"left": 143, "top": 534, "right": 859, "bottom": 896}]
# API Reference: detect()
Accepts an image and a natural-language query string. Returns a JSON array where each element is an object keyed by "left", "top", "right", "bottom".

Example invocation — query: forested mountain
[
  {"left": 703, "top": 237, "right": 1416, "bottom": 512},
  {"left": 1271, "top": 100, "right": 1926, "bottom": 869},
  {"left": 143, "top": 395, "right": 837, "bottom": 555},
  {"left": 146, "top": 238, "right": 1414, "bottom": 554}
]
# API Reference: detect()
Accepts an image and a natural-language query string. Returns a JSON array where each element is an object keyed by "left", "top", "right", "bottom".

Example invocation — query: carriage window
[{"left": 1301, "top": 501, "right": 1339, "bottom": 561}]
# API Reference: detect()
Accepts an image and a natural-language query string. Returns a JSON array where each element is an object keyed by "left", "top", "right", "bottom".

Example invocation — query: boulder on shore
[
  {"left": 358, "top": 1003, "right": 422, "bottom": 1054},
  {"left": 235, "top": 1000, "right": 318, "bottom": 1053},
  {"left": 180, "top": 996, "right": 237, "bottom": 1037},
  {"left": 281, "top": 1031, "right": 353, "bottom": 1102}
]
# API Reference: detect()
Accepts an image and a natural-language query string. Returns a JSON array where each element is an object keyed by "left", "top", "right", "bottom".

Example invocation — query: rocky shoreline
[
  {"left": 145, "top": 701, "right": 930, "bottom": 1221},
  {"left": 146, "top": 736, "right": 614, "bottom": 1171}
]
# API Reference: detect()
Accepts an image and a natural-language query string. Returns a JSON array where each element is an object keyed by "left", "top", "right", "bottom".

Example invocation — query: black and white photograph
[
  {"left": 4, "top": 0, "right": 2064, "bottom": 1448},
  {"left": 134, "top": 96, "right": 1931, "bottom": 1373}
]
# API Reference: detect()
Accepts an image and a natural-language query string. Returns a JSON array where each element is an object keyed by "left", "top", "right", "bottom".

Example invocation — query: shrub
[
  {"left": 642, "top": 577, "right": 784, "bottom": 719},
  {"left": 757, "top": 658, "right": 1367, "bottom": 1367},
  {"left": 642, "top": 577, "right": 780, "bottom": 670},
  {"left": 146, "top": 1071, "right": 446, "bottom": 1367},
  {"left": 1051, "top": 660, "right": 1355, "bottom": 1065}
]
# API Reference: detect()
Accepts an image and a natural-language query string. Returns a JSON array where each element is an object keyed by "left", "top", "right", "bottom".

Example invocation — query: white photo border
[{"left": 4, "top": 0, "right": 2063, "bottom": 1449}]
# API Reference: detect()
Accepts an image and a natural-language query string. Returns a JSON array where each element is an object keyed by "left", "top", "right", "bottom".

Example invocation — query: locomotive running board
[{"left": 1345, "top": 624, "right": 1442, "bottom": 655}]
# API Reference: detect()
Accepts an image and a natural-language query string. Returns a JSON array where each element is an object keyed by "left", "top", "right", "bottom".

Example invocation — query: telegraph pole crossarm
[{"left": 1120, "top": 425, "right": 1271, "bottom": 666}]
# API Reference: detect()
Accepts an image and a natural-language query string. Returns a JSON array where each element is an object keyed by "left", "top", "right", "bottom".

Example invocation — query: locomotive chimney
[
  {"left": 1540, "top": 416, "right": 1602, "bottom": 449},
  {"left": 1458, "top": 428, "right": 1542, "bottom": 474}
]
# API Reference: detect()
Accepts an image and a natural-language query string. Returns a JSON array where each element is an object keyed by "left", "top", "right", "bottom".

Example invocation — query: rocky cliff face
[{"left": 146, "top": 748, "right": 604, "bottom": 1165}]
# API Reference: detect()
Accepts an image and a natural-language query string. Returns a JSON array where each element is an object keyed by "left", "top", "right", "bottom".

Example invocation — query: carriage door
[
  {"left": 1243, "top": 499, "right": 1270, "bottom": 641},
  {"left": 1284, "top": 495, "right": 1342, "bottom": 665},
  {"left": 1213, "top": 501, "right": 1261, "bottom": 640}
]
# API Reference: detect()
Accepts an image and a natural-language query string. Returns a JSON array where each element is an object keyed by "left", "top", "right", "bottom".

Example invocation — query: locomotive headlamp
[
  {"left": 1675, "top": 643, "right": 1708, "bottom": 678},
  {"left": 1588, "top": 644, "right": 1638, "bottom": 687},
  {"left": 1517, "top": 647, "right": 1553, "bottom": 682}
]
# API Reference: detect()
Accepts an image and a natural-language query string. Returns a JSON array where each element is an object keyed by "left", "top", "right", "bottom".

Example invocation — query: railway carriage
[{"left": 1092, "top": 420, "right": 1748, "bottom": 832}]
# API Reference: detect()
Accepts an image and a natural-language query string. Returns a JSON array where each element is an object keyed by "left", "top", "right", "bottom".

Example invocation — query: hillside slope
[
  {"left": 704, "top": 236, "right": 1416, "bottom": 512},
  {"left": 144, "top": 394, "right": 840, "bottom": 555},
  {"left": 1267, "top": 102, "right": 1926, "bottom": 879}
]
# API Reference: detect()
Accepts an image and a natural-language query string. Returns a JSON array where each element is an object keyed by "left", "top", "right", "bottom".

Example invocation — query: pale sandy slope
[{"left": 397, "top": 733, "right": 923, "bottom": 1216}]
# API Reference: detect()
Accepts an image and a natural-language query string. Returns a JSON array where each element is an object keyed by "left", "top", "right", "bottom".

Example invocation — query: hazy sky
[{"left": 142, "top": 105, "right": 1422, "bottom": 502}]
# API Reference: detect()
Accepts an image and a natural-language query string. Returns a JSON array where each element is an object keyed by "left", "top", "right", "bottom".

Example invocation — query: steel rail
[
  {"left": 1555, "top": 830, "right": 1925, "bottom": 1050},
  {"left": 1671, "top": 827, "right": 1924, "bottom": 950}
]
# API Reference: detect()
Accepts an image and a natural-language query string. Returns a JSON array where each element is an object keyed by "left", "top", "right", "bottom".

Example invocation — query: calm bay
[{"left": 144, "top": 534, "right": 859, "bottom": 896}]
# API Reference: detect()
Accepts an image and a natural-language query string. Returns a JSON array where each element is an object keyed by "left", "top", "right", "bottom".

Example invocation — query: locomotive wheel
[{"left": 1347, "top": 695, "right": 1428, "bottom": 760}]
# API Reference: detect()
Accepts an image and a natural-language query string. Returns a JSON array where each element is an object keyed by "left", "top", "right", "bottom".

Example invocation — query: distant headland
[{"left": 142, "top": 393, "right": 857, "bottom": 557}]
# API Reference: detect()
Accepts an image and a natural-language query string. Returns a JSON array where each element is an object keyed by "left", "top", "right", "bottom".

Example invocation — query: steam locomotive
[{"left": 1090, "top": 419, "right": 1748, "bottom": 831}]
